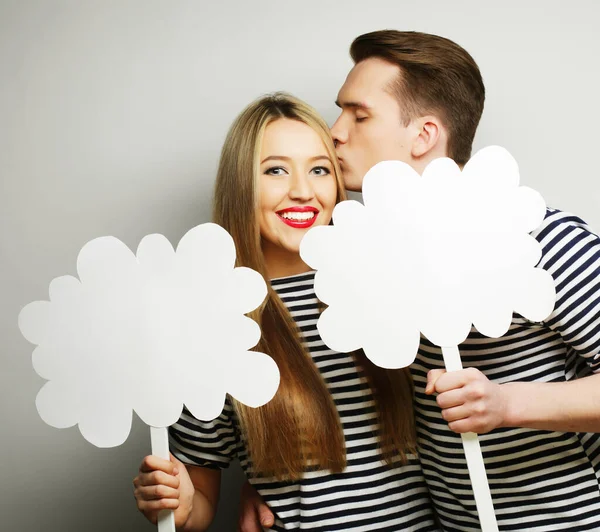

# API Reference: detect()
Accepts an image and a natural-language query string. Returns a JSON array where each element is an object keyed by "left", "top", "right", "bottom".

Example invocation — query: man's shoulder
[
  {"left": 531, "top": 207, "right": 598, "bottom": 244},
  {"left": 530, "top": 208, "right": 600, "bottom": 274}
]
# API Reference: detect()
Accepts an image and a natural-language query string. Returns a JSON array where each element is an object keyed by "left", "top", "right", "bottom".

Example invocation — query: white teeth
[{"left": 280, "top": 211, "right": 316, "bottom": 221}]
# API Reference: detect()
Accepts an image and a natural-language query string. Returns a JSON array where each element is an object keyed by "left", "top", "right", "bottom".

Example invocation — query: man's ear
[{"left": 411, "top": 116, "right": 444, "bottom": 158}]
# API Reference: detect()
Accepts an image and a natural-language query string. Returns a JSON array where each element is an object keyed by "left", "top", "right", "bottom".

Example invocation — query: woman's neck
[{"left": 262, "top": 242, "right": 312, "bottom": 280}]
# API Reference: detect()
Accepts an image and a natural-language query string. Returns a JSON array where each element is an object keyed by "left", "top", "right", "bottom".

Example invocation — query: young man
[{"left": 239, "top": 30, "right": 600, "bottom": 531}]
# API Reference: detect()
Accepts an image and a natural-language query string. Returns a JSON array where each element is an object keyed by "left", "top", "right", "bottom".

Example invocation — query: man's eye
[
  {"left": 356, "top": 116, "right": 368, "bottom": 123},
  {"left": 265, "top": 166, "right": 287, "bottom": 176},
  {"left": 311, "top": 166, "right": 331, "bottom": 176}
]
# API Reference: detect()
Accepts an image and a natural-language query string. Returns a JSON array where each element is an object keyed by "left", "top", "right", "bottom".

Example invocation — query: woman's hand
[
  {"left": 133, "top": 453, "right": 195, "bottom": 528},
  {"left": 238, "top": 480, "right": 275, "bottom": 531}
]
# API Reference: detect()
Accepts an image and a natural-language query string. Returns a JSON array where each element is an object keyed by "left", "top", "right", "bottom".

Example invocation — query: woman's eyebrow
[
  {"left": 261, "top": 155, "right": 332, "bottom": 164},
  {"left": 261, "top": 155, "right": 291, "bottom": 163}
]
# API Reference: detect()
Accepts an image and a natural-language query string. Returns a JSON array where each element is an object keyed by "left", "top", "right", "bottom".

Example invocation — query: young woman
[{"left": 133, "top": 93, "right": 438, "bottom": 531}]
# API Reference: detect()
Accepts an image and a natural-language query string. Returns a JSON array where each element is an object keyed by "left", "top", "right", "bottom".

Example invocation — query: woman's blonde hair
[{"left": 213, "top": 92, "right": 415, "bottom": 480}]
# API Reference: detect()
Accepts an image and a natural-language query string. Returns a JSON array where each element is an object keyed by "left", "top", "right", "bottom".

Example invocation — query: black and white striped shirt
[
  {"left": 170, "top": 272, "right": 438, "bottom": 531},
  {"left": 412, "top": 209, "right": 600, "bottom": 531}
]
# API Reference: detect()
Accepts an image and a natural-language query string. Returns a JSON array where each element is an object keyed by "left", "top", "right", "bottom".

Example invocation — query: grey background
[{"left": 1, "top": 1, "right": 599, "bottom": 530}]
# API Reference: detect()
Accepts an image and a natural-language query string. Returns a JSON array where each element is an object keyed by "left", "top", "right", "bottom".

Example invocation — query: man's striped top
[{"left": 412, "top": 209, "right": 600, "bottom": 531}]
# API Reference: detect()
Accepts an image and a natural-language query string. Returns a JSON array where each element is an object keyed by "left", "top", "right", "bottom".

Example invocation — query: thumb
[
  {"left": 259, "top": 503, "right": 275, "bottom": 527},
  {"left": 425, "top": 369, "right": 446, "bottom": 394},
  {"left": 169, "top": 453, "right": 185, "bottom": 476},
  {"left": 170, "top": 452, "right": 184, "bottom": 466}
]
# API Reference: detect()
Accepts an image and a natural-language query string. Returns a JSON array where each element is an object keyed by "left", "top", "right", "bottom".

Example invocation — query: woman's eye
[
  {"left": 311, "top": 166, "right": 331, "bottom": 176},
  {"left": 356, "top": 116, "right": 368, "bottom": 123},
  {"left": 265, "top": 166, "right": 287, "bottom": 176}
]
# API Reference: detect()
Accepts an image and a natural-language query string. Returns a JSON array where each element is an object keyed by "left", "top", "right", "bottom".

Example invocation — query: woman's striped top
[
  {"left": 412, "top": 209, "right": 600, "bottom": 531},
  {"left": 170, "top": 271, "right": 438, "bottom": 531}
]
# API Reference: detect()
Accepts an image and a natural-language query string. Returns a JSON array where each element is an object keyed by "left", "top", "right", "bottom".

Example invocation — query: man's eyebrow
[
  {"left": 335, "top": 99, "right": 372, "bottom": 110},
  {"left": 260, "top": 155, "right": 332, "bottom": 164}
]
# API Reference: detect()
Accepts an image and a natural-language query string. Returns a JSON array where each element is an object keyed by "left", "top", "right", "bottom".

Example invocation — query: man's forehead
[
  {"left": 336, "top": 58, "right": 400, "bottom": 107},
  {"left": 335, "top": 77, "right": 376, "bottom": 109}
]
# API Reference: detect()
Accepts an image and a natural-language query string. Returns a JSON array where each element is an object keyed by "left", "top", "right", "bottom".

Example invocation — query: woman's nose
[{"left": 289, "top": 174, "right": 315, "bottom": 201}]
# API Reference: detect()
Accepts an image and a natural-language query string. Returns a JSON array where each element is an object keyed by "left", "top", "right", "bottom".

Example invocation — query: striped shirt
[
  {"left": 412, "top": 209, "right": 600, "bottom": 531},
  {"left": 170, "top": 271, "right": 439, "bottom": 531}
]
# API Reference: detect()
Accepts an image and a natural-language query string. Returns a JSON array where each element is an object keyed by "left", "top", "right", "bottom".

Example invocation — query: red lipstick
[{"left": 276, "top": 206, "right": 319, "bottom": 229}]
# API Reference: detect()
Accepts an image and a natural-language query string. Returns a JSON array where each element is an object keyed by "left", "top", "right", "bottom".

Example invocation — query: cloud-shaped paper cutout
[
  {"left": 19, "top": 223, "right": 279, "bottom": 448},
  {"left": 300, "top": 146, "right": 556, "bottom": 369}
]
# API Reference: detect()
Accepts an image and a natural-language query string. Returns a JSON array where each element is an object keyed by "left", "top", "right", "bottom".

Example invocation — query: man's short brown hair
[{"left": 350, "top": 30, "right": 485, "bottom": 165}]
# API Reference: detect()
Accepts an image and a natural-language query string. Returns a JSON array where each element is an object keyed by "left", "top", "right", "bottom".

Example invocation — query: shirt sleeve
[
  {"left": 168, "top": 397, "right": 240, "bottom": 469},
  {"left": 532, "top": 209, "right": 600, "bottom": 372}
]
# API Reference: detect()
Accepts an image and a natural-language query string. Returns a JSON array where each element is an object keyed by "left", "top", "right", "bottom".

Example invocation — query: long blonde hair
[{"left": 213, "top": 92, "right": 415, "bottom": 480}]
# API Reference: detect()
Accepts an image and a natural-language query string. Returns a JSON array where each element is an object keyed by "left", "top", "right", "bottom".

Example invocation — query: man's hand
[
  {"left": 426, "top": 367, "right": 510, "bottom": 434},
  {"left": 238, "top": 480, "right": 275, "bottom": 531}
]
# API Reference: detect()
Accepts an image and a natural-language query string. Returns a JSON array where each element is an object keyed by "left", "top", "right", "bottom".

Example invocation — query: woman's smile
[{"left": 276, "top": 206, "right": 319, "bottom": 229}]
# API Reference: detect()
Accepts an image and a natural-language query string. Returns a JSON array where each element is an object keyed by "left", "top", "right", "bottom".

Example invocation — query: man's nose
[{"left": 330, "top": 116, "right": 347, "bottom": 146}]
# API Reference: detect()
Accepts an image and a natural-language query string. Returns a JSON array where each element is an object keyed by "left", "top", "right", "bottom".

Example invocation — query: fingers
[
  {"left": 135, "top": 469, "right": 180, "bottom": 490},
  {"left": 133, "top": 455, "right": 181, "bottom": 507},
  {"left": 425, "top": 369, "right": 446, "bottom": 394},
  {"left": 432, "top": 370, "right": 471, "bottom": 393},
  {"left": 134, "top": 454, "right": 190, "bottom": 527},
  {"left": 447, "top": 418, "right": 477, "bottom": 434},
  {"left": 440, "top": 404, "right": 470, "bottom": 423},
  {"left": 238, "top": 500, "right": 270, "bottom": 532},
  {"left": 135, "top": 484, "right": 180, "bottom": 502},
  {"left": 135, "top": 455, "right": 180, "bottom": 490},
  {"left": 438, "top": 400, "right": 485, "bottom": 433},
  {"left": 238, "top": 512, "right": 262, "bottom": 532},
  {"left": 436, "top": 388, "right": 466, "bottom": 410},
  {"left": 133, "top": 473, "right": 181, "bottom": 525},
  {"left": 428, "top": 367, "right": 484, "bottom": 394},
  {"left": 259, "top": 503, "right": 275, "bottom": 528},
  {"left": 238, "top": 480, "right": 274, "bottom": 531},
  {"left": 136, "top": 496, "right": 180, "bottom": 518},
  {"left": 170, "top": 452, "right": 184, "bottom": 471},
  {"left": 139, "top": 455, "right": 178, "bottom": 476}
]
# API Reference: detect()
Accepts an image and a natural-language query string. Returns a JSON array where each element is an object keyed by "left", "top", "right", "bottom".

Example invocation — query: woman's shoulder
[{"left": 270, "top": 270, "right": 316, "bottom": 289}]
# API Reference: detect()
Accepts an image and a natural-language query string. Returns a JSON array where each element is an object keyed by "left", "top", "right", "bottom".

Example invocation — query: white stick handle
[
  {"left": 150, "top": 426, "right": 176, "bottom": 532},
  {"left": 441, "top": 346, "right": 499, "bottom": 532}
]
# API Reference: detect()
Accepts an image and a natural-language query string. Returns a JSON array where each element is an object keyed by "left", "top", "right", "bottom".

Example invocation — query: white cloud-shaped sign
[
  {"left": 19, "top": 223, "right": 279, "bottom": 448},
  {"left": 301, "top": 146, "right": 556, "bottom": 531},
  {"left": 300, "top": 146, "right": 556, "bottom": 368}
]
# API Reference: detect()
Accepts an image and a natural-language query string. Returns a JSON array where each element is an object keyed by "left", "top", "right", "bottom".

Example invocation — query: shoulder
[
  {"left": 532, "top": 208, "right": 597, "bottom": 242},
  {"left": 173, "top": 397, "right": 237, "bottom": 432},
  {"left": 531, "top": 208, "right": 599, "bottom": 268}
]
